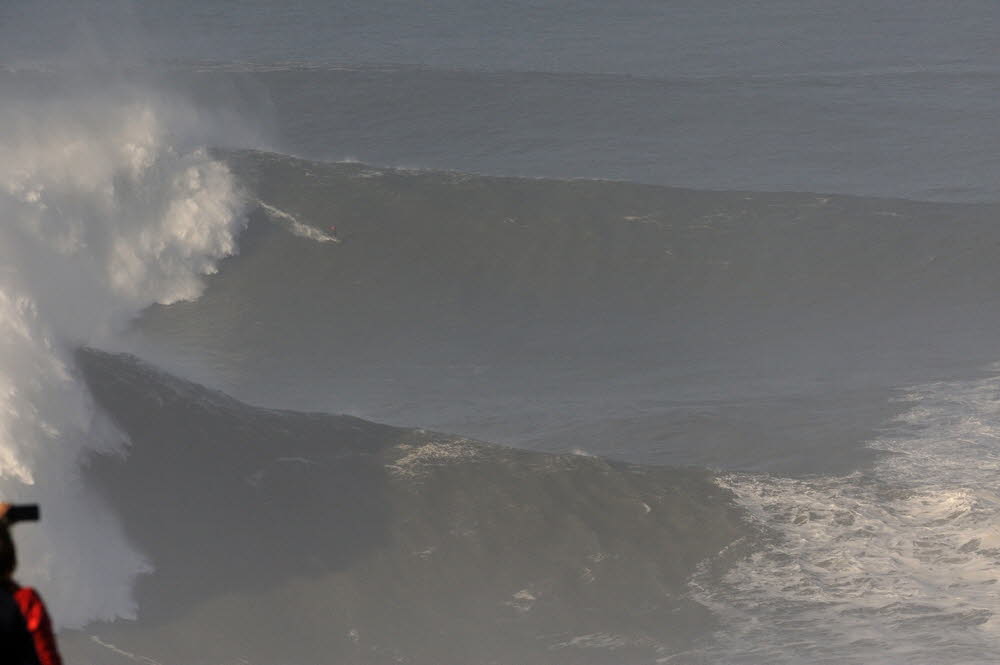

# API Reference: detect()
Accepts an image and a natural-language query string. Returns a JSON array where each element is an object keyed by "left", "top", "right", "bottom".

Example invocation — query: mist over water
[
  {"left": 5, "top": 1, "right": 1000, "bottom": 664},
  {"left": 0, "top": 79, "right": 247, "bottom": 624}
]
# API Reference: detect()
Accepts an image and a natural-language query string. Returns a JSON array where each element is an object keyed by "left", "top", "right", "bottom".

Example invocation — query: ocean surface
[{"left": 4, "top": 1, "right": 1000, "bottom": 663}]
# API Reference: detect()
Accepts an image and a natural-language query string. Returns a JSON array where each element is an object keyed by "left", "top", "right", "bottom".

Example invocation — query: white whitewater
[
  {"left": 0, "top": 88, "right": 246, "bottom": 626},
  {"left": 690, "top": 368, "right": 1000, "bottom": 664}
]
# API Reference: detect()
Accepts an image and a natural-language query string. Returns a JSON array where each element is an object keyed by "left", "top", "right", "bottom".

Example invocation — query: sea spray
[{"left": 0, "top": 89, "right": 246, "bottom": 626}]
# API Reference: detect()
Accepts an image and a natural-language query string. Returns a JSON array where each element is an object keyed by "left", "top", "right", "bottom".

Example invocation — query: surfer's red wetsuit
[{"left": 13, "top": 586, "right": 61, "bottom": 665}]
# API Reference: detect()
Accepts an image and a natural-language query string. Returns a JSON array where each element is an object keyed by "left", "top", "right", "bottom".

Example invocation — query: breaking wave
[{"left": 0, "top": 86, "right": 246, "bottom": 625}]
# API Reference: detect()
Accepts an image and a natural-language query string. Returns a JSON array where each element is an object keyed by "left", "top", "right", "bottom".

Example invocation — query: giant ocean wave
[
  {"left": 106, "top": 150, "right": 1000, "bottom": 664},
  {"left": 128, "top": 150, "right": 1000, "bottom": 471},
  {"left": 7, "top": 139, "right": 1000, "bottom": 664},
  {"left": 7, "top": 2, "right": 1000, "bottom": 663}
]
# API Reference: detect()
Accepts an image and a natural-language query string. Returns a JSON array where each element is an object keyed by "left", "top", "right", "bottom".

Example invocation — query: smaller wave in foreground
[{"left": 62, "top": 348, "right": 749, "bottom": 665}]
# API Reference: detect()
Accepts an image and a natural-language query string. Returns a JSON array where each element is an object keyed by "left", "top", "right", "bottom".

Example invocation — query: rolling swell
[
  {"left": 63, "top": 348, "right": 747, "bottom": 665},
  {"left": 129, "top": 150, "right": 1000, "bottom": 473}
]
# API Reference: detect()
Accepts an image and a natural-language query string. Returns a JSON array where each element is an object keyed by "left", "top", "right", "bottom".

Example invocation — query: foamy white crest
[
  {"left": 690, "top": 370, "right": 1000, "bottom": 664},
  {"left": 0, "top": 92, "right": 246, "bottom": 627}
]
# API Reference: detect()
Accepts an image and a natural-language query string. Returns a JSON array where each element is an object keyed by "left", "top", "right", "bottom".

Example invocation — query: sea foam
[
  {"left": 691, "top": 368, "right": 1000, "bottom": 664},
  {"left": 0, "top": 88, "right": 246, "bottom": 626}
]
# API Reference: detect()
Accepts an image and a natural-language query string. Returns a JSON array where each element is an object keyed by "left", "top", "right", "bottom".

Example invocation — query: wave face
[
  {"left": 127, "top": 151, "right": 1000, "bottom": 474},
  {"left": 108, "top": 152, "right": 1000, "bottom": 662},
  {"left": 63, "top": 348, "right": 747, "bottom": 665},
  {"left": 0, "top": 82, "right": 246, "bottom": 625}
]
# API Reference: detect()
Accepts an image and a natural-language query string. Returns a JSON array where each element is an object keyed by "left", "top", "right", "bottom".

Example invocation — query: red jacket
[{"left": 13, "top": 587, "right": 61, "bottom": 665}]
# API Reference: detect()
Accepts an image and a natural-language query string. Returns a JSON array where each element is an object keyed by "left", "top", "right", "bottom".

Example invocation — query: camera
[{"left": 5, "top": 505, "right": 39, "bottom": 524}]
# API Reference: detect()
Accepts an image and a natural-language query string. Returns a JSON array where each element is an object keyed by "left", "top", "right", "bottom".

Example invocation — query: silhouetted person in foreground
[{"left": 0, "top": 505, "right": 61, "bottom": 665}]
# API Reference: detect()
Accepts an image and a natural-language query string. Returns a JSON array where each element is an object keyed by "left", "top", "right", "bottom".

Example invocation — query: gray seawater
[
  {"left": 7, "top": 1, "right": 1000, "bottom": 201},
  {"left": 6, "top": 1, "right": 1000, "bottom": 663}
]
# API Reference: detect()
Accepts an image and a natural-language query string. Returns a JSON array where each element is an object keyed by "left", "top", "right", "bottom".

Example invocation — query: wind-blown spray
[{"left": 0, "top": 89, "right": 246, "bottom": 626}]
